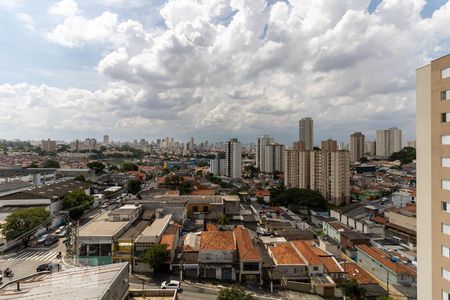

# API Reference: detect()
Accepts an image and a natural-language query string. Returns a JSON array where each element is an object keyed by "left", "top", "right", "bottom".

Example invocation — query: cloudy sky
[{"left": 0, "top": 0, "right": 449, "bottom": 145}]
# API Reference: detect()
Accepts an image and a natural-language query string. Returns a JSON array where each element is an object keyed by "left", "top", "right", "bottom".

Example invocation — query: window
[
  {"left": 443, "top": 158, "right": 450, "bottom": 168},
  {"left": 443, "top": 202, "right": 450, "bottom": 212},
  {"left": 443, "top": 290, "right": 450, "bottom": 300},
  {"left": 443, "top": 136, "right": 450, "bottom": 145},
  {"left": 443, "top": 67, "right": 450, "bottom": 79},
  {"left": 443, "top": 268, "right": 450, "bottom": 281},
  {"left": 443, "top": 180, "right": 450, "bottom": 190},
  {"left": 193, "top": 206, "right": 198, "bottom": 212},
  {"left": 442, "top": 90, "right": 450, "bottom": 101},
  {"left": 443, "top": 224, "right": 450, "bottom": 235},
  {"left": 443, "top": 113, "right": 450, "bottom": 123},
  {"left": 443, "top": 246, "right": 450, "bottom": 258}
]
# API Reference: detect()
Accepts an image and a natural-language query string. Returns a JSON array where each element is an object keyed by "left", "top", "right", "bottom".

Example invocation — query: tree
[
  {"left": 41, "top": 159, "right": 60, "bottom": 168},
  {"left": 217, "top": 286, "right": 254, "bottom": 300},
  {"left": 141, "top": 244, "right": 168, "bottom": 273},
  {"left": 87, "top": 161, "right": 105, "bottom": 175},
  {"left": 27, "top": 161, "right": 39, "bottom": 168},
  {"left": 270, "top": 188, "right": 328, "bottom": 210},
  {"left": 74, "top": 175, "right": 86, "bottom": 182},
  {"left": 376, "top": 297, "right": 394, "bottom": 300},
  {"left": 218, "top": 214, "right": 230, "bottom": 225},
  {"left": 389, "top": 147, "right": 416, "bottom": 165},
  {"left": 360, "top": 157, "right": 369, "bottom": 163},
  {"left": 122, "top": 161, "right": 139, "bottom": 171},
  {"left": 341, "top": 279, "right": 367, "bottom": 300},
  {"left": 63, "top": 189, "right": 94, "bottom": 219},
  {"left": 1, "top": 208, "right": 50, "bottom": 246},
  {"left": 127, "top": 179, "right": 142, "bottom": 195}
]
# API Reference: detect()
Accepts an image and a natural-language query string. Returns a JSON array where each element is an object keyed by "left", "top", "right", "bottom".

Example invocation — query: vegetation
[
  {"left": 340, "top": 279, "right": 367, "bottom": 300},
  {"left": 164, "top": 175, "right": 192, "bottom": 194},
  {"left": 216, "top": 286, "right": 254, "bottom": 300},
  {"left": 122, "top": 161, "right": 139, "bottom": 171},
  {"left": 127, "top": 179, "right": 142, "bottom": 195},
  {"left": 218, "top": 214, "right": 230, "bottom": 225},
  {"left": 63, "top": 189, "right": 94, "bottom": 219},
  {"left": 377, "top": 296, "right": 394, "bottom": 300},
  {"left": 389, "top": 147, "right": 416, "bottom": 165},
  {"left": 270, "top": 187, "right": 328, "bottom": 210},
  {"left": 73, "top": 175, "right": 86, "bottom": 182},
  {"left": 87, "top": 161, "right": 105, "bottom": 175},
  {"left": 40, "top": 159, "right": 60, "bottom": 168},
  {"left": 141, "top": 244, "right": 168, "bottom": 273},
  {"left": 1, "top": 208, "right": 50, "bottom": 246},
  {"left": 360, "top": 157, "right": 369, "bottom": 163}
]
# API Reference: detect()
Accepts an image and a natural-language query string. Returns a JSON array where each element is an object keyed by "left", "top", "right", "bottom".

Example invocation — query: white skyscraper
[
  {"left": 263, "top": 143, "right": 285, "bottom": 173},
  {"left": 376, "top": 127, "right": 402, "bottom": 157},
  {"left": 103, "top": 134, "right": 109, "bottom": 145},
  {"left": 225, "top": 138, "right": 242, "bottom": 179},
  {"left": 256, "top": 135, "right": 274, "bottom": 171},
  {"left": 299, "top": 117, "right": 314, "bottom": 150}
]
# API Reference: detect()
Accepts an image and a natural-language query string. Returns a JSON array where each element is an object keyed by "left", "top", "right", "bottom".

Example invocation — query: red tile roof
[
  {"left": 200, "top": 231, "right": 235, "bottom": 251},
  {"left": 292, "top": 240, "right": 322, "bottom": 265},
  {"left": 190, "top": 189, "right": 216, "bottom": 196},
  {"left": 371, "top": 215, "right": 388, "bottom": 225},
  {"left": 356, "top": 245, "right": 416, "bottom": 276},
  {"left": 233, "top": 226, "right": 261, "bottom": 261},
  {"left": 256, "top": 189, "right": 271, "bottom": 197},
  {"left": 206, "top": 223, "right": 218, "bottom": 231},
  {"left": 342, "top": 262, "right": 378, "bottom": 285},
  {"left": 269, "top": 243, "right": 305, "bottom": 265},
  {"left": 160, "top": 234, "right": 176, "bottom": 251},
  {"left": 319, "top": 256, "right": 344, "bottom": 273}
]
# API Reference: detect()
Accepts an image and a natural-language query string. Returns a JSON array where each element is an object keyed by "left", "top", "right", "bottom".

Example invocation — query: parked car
[
  {"left": 58, "top": 229, "right": 67, "bottom": 238},
  {"left": 36, "top": 263, "right": 61, "bottom": 273},
  {"left": 161, "top": 280, "right": 181, "bottom": 290},
  {"left": 55, "top": 226, "right": 65, "bottom": 235},
  {"left": 37, "top": 234, "right": 49, "bottom": 244},
  {"left": 101, "top": 203, "right": 109, "bottom": 209},
  {"left": 43, "top": 235, "right": 59, "bottom": 246}
]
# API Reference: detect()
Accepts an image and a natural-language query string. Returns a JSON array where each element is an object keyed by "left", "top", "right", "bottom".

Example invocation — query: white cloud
[
  {"left": 49, "top": 0, "right": 79, "bottom": 17},
  {"left": 5, "top": 0, "right": 450, "bottom": 141},
  {"left": 16, "top": 13, "right": 35, "bottom": 30},
  {"left": 47, "top": 12, "right": 118, "bottom": 47}
]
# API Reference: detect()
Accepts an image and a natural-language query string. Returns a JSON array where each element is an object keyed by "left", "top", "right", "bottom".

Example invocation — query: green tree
[
  {"left": 141, "top": 244, "right": 168, "bottom": 273},
  {"left": 87, "top": 161, "right": 105, "bottom": 175},
  {"left": 122, "top": 161, "right": 139, "bottom": 171},
  {"left": 270, "top": 188, "right": 328, "bottom": 210},
  {"left": 389, "top": 147, "right": 416, "bottom": 165},
  {"left": 74, "top": 175, "right": 86, "bottom": 182},
  {"left": 218, "top": 214, "right": 230, "bottom": 225},
  {"left": 41, "top": 159, "right": 60, "bottom": 168},
  {"left": 360, "top": 157, "right": 369, "bottom": 163},
  {"left": 341, "top": 279, "right": 367, "bottom": 300},
  {"left": 217, "top": 286, "right": 254, "bottom": 300},
  {"left": 377, "top": 297, "right": 394, "bottom": 300},
  {"left": 27, "top": 161, "right": 39, "bottom": 168},
  {"left": 127, "top": 179, "right": 142, "bottom": 195},
  {"left": 63, "top": 189, "right": 94, "bottom": 219},
  {"left": 1, "top": 208, "right": 50, "bottom": 246}
]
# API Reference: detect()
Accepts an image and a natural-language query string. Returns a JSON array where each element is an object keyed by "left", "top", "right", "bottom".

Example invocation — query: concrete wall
[
  {"left": 100, "top": 263, "right": 130, "bottom": 300},
  {"left": 198, "top": 250, "right": 235, "bottom": 263}
]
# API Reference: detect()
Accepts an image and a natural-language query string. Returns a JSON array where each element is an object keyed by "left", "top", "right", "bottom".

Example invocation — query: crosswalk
[{"left": 0, "top": 251, "right": 60, "bottom": 262}]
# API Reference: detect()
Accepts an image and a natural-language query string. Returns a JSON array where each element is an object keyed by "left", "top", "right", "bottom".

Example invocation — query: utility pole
[{"left": 386, "top": 268, "right": 390, "bottom": 294}]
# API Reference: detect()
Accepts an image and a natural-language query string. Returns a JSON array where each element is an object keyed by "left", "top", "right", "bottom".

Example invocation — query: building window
[
  {"left": 443, "top": 158, "right": 450, "bottom": 168},
  {"left": 443, "top": 246, "right": 450, "bottom": 258},
  {"left": 443, "top": 180, "right": 450, "bottom": 191},
  {"left": 443, "top": 67, "right": 450, "bottom": 79},
  {"left": 443, "top": 113, "right": 450, "bottom": 123},
  {"left": 193, "top": 206, "right": 198, "bottom": 212},
  {"left": 443, "top": 268, "right": 450, "bottom": 281},
  {"left": 443, "top": 202, "right": 450, "bottom": 212},
  {"left": 443, "top": 290, "right": 450, "bottom": 300},
  {"left": 442, "top": 90, "right": 450, "bottom": 101},
  {"left": 443, "top": 224, "right": 450, "bottom": 235},
  {"left": 443, "top": 136, "right": 450, "bottom": 145}
]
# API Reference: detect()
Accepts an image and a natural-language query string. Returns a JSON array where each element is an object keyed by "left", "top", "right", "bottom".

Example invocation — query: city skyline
[{"left": 1, "top": 1, "right": 449, "bottom": 142}]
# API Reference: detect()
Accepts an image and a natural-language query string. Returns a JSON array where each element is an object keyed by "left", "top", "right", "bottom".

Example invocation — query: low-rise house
[
  {"left": 356, "top": 245, "right": 416, "bottom": 286},
  {"left": 268, "top": 242, "right": 308, "bottom": 281},
  {"left": 198, "top": 231, "right": 237, "bottom": 281},
  {"left": 234, "top": 226, "right": 262, "bottom": 285},
  {"left": 341, "top": 262, "right": 388, "bottom": 299},
  {"left": 339, "top": 230, "right": 371, "bottom": 250}
]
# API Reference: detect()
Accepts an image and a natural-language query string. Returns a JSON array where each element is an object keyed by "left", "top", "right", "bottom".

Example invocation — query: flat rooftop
[
  {"left": 79, "top": 212, "right": 129, "bottom": 238},
  {"left": 0, "top": 180, "right": 33, "bottom": 193},
  {"left": 135, "top": 215, "right": 172, "bottom": 244},
  {"left": 0, "top": 262, "right": 128, "bottom": 299}
]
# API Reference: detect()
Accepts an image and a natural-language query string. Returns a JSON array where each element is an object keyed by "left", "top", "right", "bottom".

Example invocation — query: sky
[{"left": 0, "top": 0, "right": 450, "bottom": 145}]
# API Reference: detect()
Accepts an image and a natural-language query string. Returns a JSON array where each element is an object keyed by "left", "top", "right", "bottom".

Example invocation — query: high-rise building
[
  {"left": 41, "top": 139, "right": 56, "bottom": 153},
  {"left": 416, "top": 54, "right": 450, "bottom": 300},
  {"left": 376, "top": 127, "right": 402, "bottom": 157},
  {"left": 256, "top": 135, "right": 274, "bottom": 171},
  {"left": 103, "top": 135, "right": 109, "bottom": 145},
  {"left": 263, "top": 143, "right": 285, "bottom": 173},
  {"left": 225, "top": 138, "right": 242, "bottom": 179},
  {"left": 209, "top": 153, "right": 226, "bottom": 176},
  {"left": 299, "top": 117, "right": 314, "bottom": 150},
  {"left": 364, "top": 141, "right": 376, "bottom": 156},
  {"left": 284, "top": 140, "right": 350, "bottom": 206},
  {"left": 349, "top": 132, "right": 365, "bottom": 162}
]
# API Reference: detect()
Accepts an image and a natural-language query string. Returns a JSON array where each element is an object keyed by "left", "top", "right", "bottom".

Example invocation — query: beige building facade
[
  {"left": 416, "top": 54, "right": 450, "bottom": 300},
  {"left": 349, "top": 132, "right": 365, "bottom": 162}
]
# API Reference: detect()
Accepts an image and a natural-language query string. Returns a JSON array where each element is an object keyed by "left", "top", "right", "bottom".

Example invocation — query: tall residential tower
[
  {"left": 299, "top": 117, "right": 314, "bottom": 150},
  {"left": 225, "top": 138, "right": 242, "bottom": 179},
  {"left": 349, "top": 132, "right": 365, "bottom": 162}
]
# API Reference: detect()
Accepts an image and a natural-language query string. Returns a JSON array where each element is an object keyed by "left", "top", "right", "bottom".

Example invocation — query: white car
[
  {"left": 101, "top": 203, "right": 109, "bottom": 209},
  {"left": 37, "top": 234, "right": 49, "bottom": 244},
  {"left": 55, "top": 226, "right": 65, "bottom": 235},
  {"left": 160, "top": 280, "right": 181, "bottom": 290}
]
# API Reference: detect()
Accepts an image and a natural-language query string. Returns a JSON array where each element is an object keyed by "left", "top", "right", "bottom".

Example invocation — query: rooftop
[
  {"left": 0, "top": 262, "right": 128, "bottom": 299},
  {"left": 135, "top": 215, "right": 172, "bottom": 244},
  {"left": 79, "top": 212, "right": 129, "bottom": 238},
  {"left": 342, "top": 262, "right": 378, "bottom": 285},
  {"left": 200, "top": 231, "right": 235, "bottom": 251},
  {"left": 269, "top": 242, "right": 305, "bottom": 265},
  {"left": 234, "top": 226, "right": 261, "bottom": 261},
  {"left": 0, "top": 180, "right": 33, "bottom": 193},
  {"left": 356, "top": 245, "right": 416, "bottom": 276}
]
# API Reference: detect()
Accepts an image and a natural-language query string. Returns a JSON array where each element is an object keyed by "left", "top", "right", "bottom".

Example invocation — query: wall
[
  {"left": 388, "top": 211, "right": 416, "bottom": 233},
  {"left": 198, "top": 250, "right": 235, "bottom": 263}
]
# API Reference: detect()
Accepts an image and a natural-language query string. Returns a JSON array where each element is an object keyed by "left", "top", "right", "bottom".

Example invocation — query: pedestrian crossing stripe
[{"left": 0, "top": 251, "right": 60, "bottom": 262}]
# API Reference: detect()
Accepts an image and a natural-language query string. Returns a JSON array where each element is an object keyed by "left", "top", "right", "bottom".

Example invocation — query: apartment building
[
  {"left": 41, "top": 138, "right": 56, "bottom": 152},
  {"left": 256, "top": 135, "right": 274, "bottom": 171},
  {"left": 416, "top": 54, "right": 450, "bottom": 299},
  {"left": 225, "top": 138, "right": 241, "bottom": 179},
  {"left": 349, "top": 132, "right": 365, "bottom": 162},
  {"left": 284, "top": 141, "right": 350, "bottom": 206},
  {"left": 299, "top": 117, "right": 314, "bottom": 150},
  {"left": 376, "top": 127, "right": 402, "bottom": 157},
  {"left": 263, "top": 143, "right": 285, "bottom": 174}
]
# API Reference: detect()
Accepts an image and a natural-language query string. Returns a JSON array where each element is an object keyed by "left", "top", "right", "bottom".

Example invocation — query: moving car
[
  {"left": 58, "top": 229, "right": 67, "bottom": 238},
  {"left": 36, "top": 263, "right": 61, "bottom": 273},
  {"left": 101, "top": 203, "right": 109, "bottom": 209},
  {"left": 43, "top": 235, "right": 59, "bottom": 246},
  {"left": 160, "top": 280, "right": 181, "bottom": 290},
  {"left": 55, "top": 226, "right": 65, "bottom": 235},
  {"left": 37, "top": 234, "right": 49, "bottom": 244}
]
